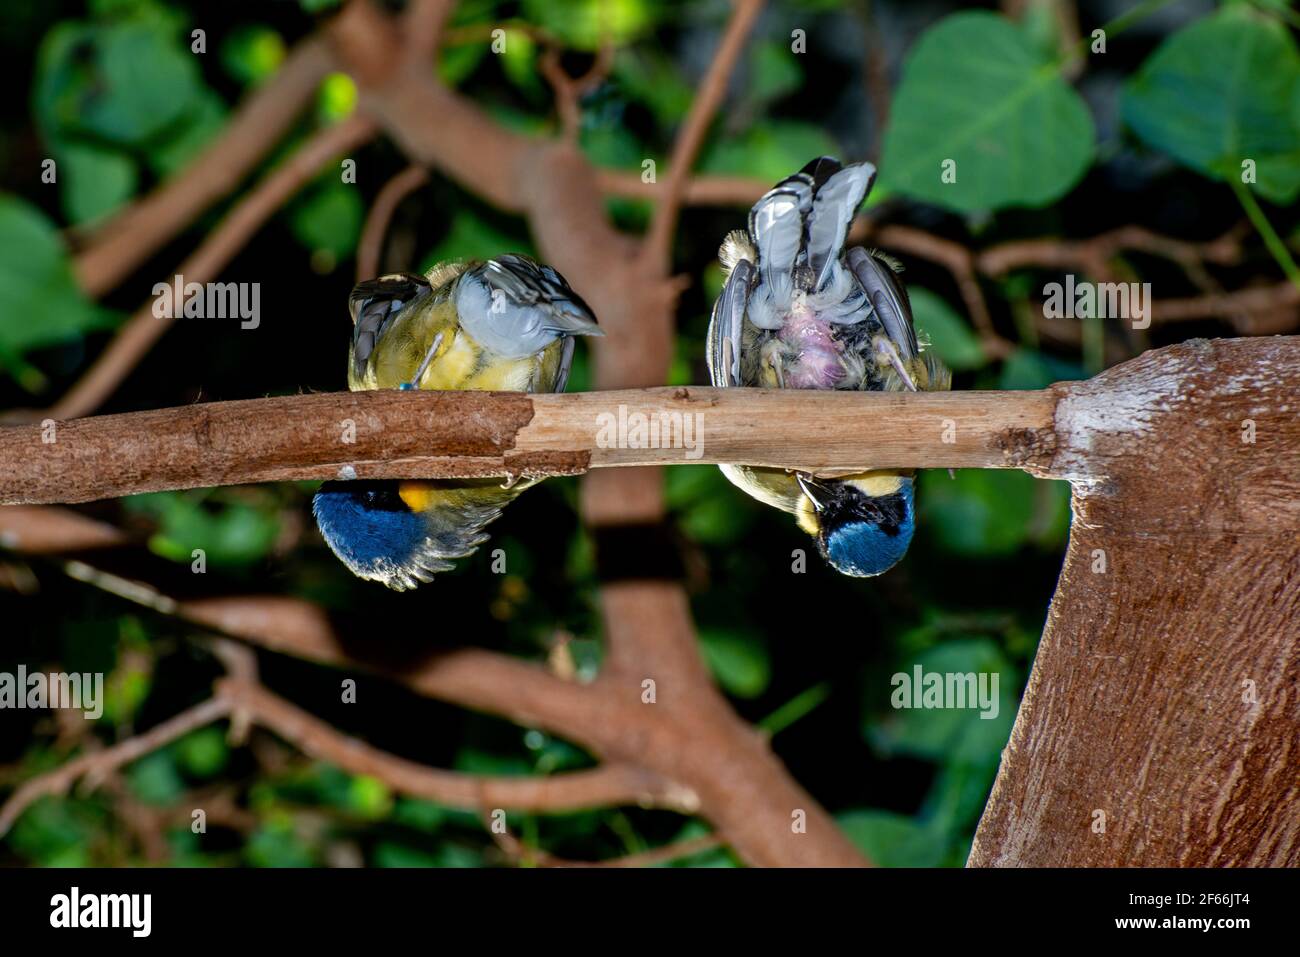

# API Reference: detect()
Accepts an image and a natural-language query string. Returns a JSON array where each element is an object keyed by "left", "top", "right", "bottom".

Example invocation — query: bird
[
  {"left": 312, "top": 254, "right": 602, "bottom": 590},
  {"left": 705, "top": 156, "right": 950, "bottom": 577}
]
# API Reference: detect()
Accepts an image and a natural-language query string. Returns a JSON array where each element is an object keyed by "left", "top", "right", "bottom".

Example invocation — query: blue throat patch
[
  {"left": 312, "top": 483, "right": 427, "bottom": 581},
  {"left": 822, "top": 484, "right": 915, "bottom": 577}
]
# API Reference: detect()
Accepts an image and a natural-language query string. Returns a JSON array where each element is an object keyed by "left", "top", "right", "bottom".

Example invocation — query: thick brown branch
[
  {"left": 217, "top": 679, "right": 681, "bottom": 813},
  {"left": 73, "top": 37, "right": 336, "bottom": 298},
  {"left": 0, "top": 505, "right": 128, "bottom": 553},
  {"left": 0, "top": 697, "right": 233, "bottom": 838},
  {"left": 44, "top": 115, "right": 377, "bottom": 422},
  {"left": 0, "top": 387, "right": 1059, "bottom": 505},
  {"left": 643, "top": 0, "right": 765, "bottom": 269}
]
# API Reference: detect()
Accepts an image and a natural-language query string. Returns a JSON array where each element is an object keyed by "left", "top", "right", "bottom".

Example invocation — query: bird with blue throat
[
  {"left": 313, "top": 254, "right": 602, "bottom": 590},
  {"left": 706, "top": 156, "right": 951, "bottom": 577}
]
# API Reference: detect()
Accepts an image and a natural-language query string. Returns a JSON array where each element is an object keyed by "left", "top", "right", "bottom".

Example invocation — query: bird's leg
[
  {"left": 399, "top": 332, "right": 444, "bottom": 391},
  {"left": 766, "top": 349, "right": 786, "bottom": 388},
  {"left": 874, "top": 337, "right": 918, "bottom": 392}
]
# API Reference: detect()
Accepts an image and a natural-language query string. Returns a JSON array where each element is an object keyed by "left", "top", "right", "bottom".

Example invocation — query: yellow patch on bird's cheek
[
  {"left": 398, "top": 483, "right": 436, "bottom": 512},
  {"left": 845, "top": 473, "right": 906, "bottom": 498},
  {"left": 795, "top": 497, "right": 821, "bottom": 536}
]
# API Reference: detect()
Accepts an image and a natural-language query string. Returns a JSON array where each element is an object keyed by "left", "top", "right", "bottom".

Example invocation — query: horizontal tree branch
[
  {"left": 0, "top": 697, "right": 233, "bottom": 838},
  {"left": 0, "top": 386, "right": 1059, "bottom": 505},
  {"left": 51, "top": 115, "right": 379, "bottom": 423},
  {"left": 217, "top": 679, "right": 680, "bottom": 814}
]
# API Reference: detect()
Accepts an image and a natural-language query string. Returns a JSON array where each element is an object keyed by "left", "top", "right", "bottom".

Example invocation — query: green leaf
[
  {"left": 373, "top": 842, "right": 443, "bottom": 867},
  {"left": 997, "top": 348, "right": 1085, "bottom": 390},
  {"left": 420, "top": 209, "right": 533, "bottom": 269},
  {"left": 918, "top": 468, "right": 1039, "bottom": 556},
  {"left": 124, "top": 491, "right": 280, "bottom": 567},
  {"left": 439, "top": 41, "right": 489, "bottom": 87},
  {"left": 128, "top": 751, "right": 186, "bottom": 804},
  {"left": 670, "top": 465, "right": 754, "bottom": 544},
  {"left": 700, "top": 120, "right": 842, "bottom": 185},
  {"left": 866, "top": 638, "right": 1016, "bottom": 765},
  {"left": 175, "top": 727, "right": 229, "bottom": 779},
  {"left": 698, "top": 628, "right": 771, "bottom": 698},
  {"left": 1121, "top": 9, "right": 1300, "bottom": 204},
  {"left": 922, "top": 755, "right": 1002, "bottom": 842},
  {"left": 613, "top": 50, "right": 694, "bottom": 127},
  {"left": 288, "top": 181, "right": 364, "bottom": 260},
  {"left": 0, "top": 196, "right": 113, "bottom": 365},
  {"left": 246, "top": 818, "right": 315, "bottom": 868},
  {"left": 316, "top": 72, "right": 358, "bottom": 123},
  {"left": 836, "top": 810, "right": 949, "bottom": 867},
  {"left": 220, "top": 25, "right": 287, "bottom": 86},
  {"left": 148, "top": 89, "right": 228, "bottom": 177},
  {"left": 522, "top": 0, "right": 657, "bottom": 51},
  {"left": 8, "top": 798, "right": 100, "bottom": 867},
  {"left": 750, "top": 40, "right": 802, "bottom": 105},
  {"left": 347, "top": 776, "right": 394, "bottom": 820},
  {"left": 499, "top": 29, "right": 541, "bottom": 94},
  {"left": 880, "top": 12, "right": 1095, "bottom": 212},
  {"left": 71, "top": 16, "right": 202, "bottom": 145},
  {"left": 392, "top": 798, "right": 447, "bottom": 833},
  {"left": 58, "top": 144, "right": 137, "bottom": 225},
  {"left": 909, "top": 288, "right": 986, "bottom": 370}
]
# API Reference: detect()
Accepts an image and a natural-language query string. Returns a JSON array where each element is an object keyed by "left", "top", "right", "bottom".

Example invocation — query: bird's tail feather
[
  {"left": 806, "top": 162, "right": 875, "bottom": 290},
  {"left": 747, "top": 157, "right": 877, "bottom": 300}
]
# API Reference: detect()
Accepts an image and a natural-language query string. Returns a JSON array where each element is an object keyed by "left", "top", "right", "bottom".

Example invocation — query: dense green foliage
[{"left": 1, "top": 0, "right": 1296, "bottom": 867}]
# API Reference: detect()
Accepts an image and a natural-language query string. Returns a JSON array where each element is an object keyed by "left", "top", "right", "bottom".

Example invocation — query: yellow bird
[{"left": 313, "top": 255, "right": 601, "bottom": 590}]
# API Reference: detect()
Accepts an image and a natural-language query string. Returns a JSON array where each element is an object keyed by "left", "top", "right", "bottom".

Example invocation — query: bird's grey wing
[
  {"left": 552, "top": 335, "right": 576, "bottom": 394},
  {"left": 456, "top": 255, "right": 602, "bottom": 359},
  {"left": 806, "top": 162, "right": 876, "bottom": 291},
  {"left": 706, "top": 258, "right": 755, "bottom": 388},
  {"left": 348, "top": 273, "right": 432, "bottom": 380},
  {"left": 846, "top": 246, "right": 918, "bottom": 359},
  {"left": 748, "top": 174, "right": 813, "bottom": 309}
]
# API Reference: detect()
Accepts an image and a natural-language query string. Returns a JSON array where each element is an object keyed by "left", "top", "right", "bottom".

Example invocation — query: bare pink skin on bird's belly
[{"left": 777, "top": 300, "right": 845, "bottom": 390}]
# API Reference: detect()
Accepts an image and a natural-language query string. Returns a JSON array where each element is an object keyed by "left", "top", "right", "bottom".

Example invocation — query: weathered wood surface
[
  {"left": 0, "top": 387, "right": 1057, "bottom": 505},
  {"left": 971, "top": 337, "right": 1300, "bottom": 866}
]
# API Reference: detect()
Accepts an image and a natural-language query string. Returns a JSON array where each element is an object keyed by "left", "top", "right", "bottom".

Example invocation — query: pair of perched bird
[{"left": 313, "top": 158, "right": 951, "bottom": 590}]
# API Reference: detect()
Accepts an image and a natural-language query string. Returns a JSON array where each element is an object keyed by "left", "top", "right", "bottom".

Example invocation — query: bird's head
[
  {"left": 799, "top": 474, "right": 915, "bottom": 578},
  {"left": 312, "top": 481, "right": 451, "bottom": 591}
]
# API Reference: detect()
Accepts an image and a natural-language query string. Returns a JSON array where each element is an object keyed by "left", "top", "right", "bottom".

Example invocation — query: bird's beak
[{"left": 795, "top": 472, "right": 828, "bottom": 510}]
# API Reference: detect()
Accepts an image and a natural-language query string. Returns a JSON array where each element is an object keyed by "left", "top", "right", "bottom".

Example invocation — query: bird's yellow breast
[{"left": 349, "top": 294, "right": 565, "bottom": 394}]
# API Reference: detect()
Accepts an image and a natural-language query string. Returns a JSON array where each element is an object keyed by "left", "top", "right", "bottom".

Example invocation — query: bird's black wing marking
[
  {"left": 798, "top": 155, "right": 843, "bottom": 189},
  {"left": 482, "top": 255, "right": 597, "bottom": 324},
  {"left": 348, "top": 273, "right": 431, "bottom": 379},
  {"left": 846, "top": 246, "right": 918, "bottom": 359},
  {"left": 706, "top": 258, "right": 754, "bottom": 387}
]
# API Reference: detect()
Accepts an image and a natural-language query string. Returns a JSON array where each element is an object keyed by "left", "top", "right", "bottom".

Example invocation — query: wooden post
[{"left": 971, "top": 337, "right": 1300, "bottom": 866}]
